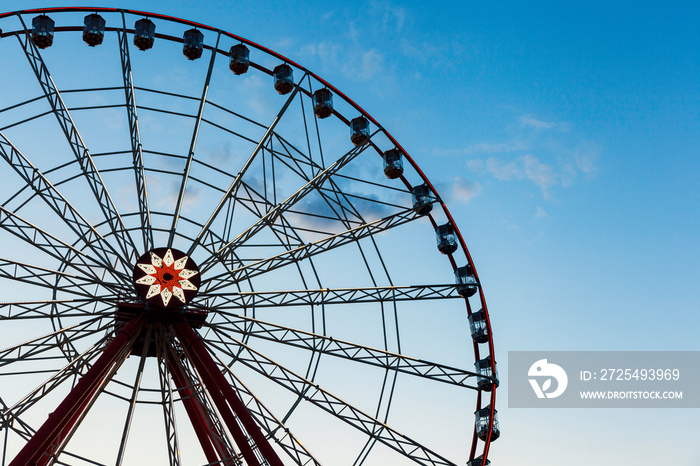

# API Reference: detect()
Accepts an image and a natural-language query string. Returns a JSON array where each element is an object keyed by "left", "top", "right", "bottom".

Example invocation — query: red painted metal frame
[
  {"left": 167, "top": 353, "right": 230, "bottom": 465},
  {"left": 9, "top": 315, "right": 144, "bottom": 466},
  {"left": 173, "top": 321, "right": 284, "bottom": 466}
]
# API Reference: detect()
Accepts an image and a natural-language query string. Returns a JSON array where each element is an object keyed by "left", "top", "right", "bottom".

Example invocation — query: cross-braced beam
[
  {"left": 14, "top": 22, "right": 139, "bottom": 265},
  {"left": 118, "top": 13, "right": 153, "bottom": 252}
]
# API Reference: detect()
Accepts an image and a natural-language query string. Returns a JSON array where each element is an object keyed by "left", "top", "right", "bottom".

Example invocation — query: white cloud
[
  {"left": 470, "top": 154, "right": 559, "bottom": 197},
  {"left": 463, "top": 141, "right": 527, "bottom": 155},
  {"left": 449, "top": 176, "right": 482, "bottom": 204},
  {"left": 520, "top": 115, "right": 554, "bottom": 129},
  {"left": 357, "top": 49, "right": 384, "bottom": 79},
  {"left": 461, "top": 114, "right": 599, "bottom": 199},
  {"left": 535, "top": 205, "right": 549, "bottom": 219},
  {"left": 519, "top": 115, "right": 570, "bottom": 132},
  {"left": 370, "top": 1, "right": 407, "bottom": 33},
  {"left": 522, "top": 154, "right": 556, "bottom": 193},
  {"left": 485, "top": 157, "right": 525, "bottom": 181},
  {"left": 467, "top": 159, "right": 484, "bottom": 171}
]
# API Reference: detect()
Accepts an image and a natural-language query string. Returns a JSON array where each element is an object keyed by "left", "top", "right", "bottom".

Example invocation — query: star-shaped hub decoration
[{"left": 133, "top": 248, "right": 201, "bottom": 308}]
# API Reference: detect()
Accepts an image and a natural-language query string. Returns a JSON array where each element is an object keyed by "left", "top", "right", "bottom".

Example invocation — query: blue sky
[{"left": 1, "top": 1, "right": 699, "bottom": 464}]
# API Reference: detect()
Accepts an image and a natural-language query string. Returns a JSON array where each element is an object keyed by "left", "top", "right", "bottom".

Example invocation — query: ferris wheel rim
[{"left": 0, "top": 7, "right": 498, "bottom": 464}]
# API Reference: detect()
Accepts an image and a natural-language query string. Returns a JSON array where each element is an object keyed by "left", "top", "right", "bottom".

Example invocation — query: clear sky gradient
[{"left": 2, "top": 1, "right": 698, "bottom": 464}]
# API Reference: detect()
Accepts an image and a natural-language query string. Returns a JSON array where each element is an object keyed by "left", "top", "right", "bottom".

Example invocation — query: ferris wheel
[{"left": 0, "top": 7, "right": 498, "bottom": 466}]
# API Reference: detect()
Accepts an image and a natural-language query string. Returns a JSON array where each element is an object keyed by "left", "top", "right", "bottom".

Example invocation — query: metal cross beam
[
  {"left": 206, "top": 315, "right": 481, "bottom": 389},
  {"left": 0, "top": 131, "right": 133, "bottom": 280},
  {"left": 14, "top": 24, "right": 139, "bottom": 265},
  {"left": 118, "top": 13, "right": 153, "bottom": 252},
  {"left": 205, "top": 334, "right": 457, "bottom": 466},
  {"left": 201, "top": 284, "right": 463, "bottom": 309},
  {"left": 204, "top": 207, "right": 419, "bottom": 292}
]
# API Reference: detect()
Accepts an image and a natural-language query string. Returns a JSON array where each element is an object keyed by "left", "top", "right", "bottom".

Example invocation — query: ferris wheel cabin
[
  {"left": 273, "top": 64, "right": 294, "bottom": 94},
  {"left": 83, "top": 13, "right": 106, "bottom": 47},
  {"left": 350, "top": 116, "right": 370, "bottom": 145},
  {"left": 468, "top": 308, "right": 490, "bottom": 343},
  {"left": 382, "top": 149, "right": 404, "bottom": 179},
  {"left": 435, "top": 223, "right": 458, "bottom": 254},
  {"left": 467, "top": 455, "right": 491, "bottom": 466},
  {"left": 455, "top": 264, "right": 478, "bottom": 297},
  {"left": 229, "top": 43, "right": 250, "bottom": 74},
  {"left": 312, "top": 88, "right": 334, "bottom": 119},
  {"left": 475, "top": 405, "right": 500, "bottom": 442},
  {"left": 475, "top": 356, "right": 499, "bottom": 391},
  {"left": 411, "top": 184, "right": 434, "bottom": 215},
  {"left": 133, "top": 18, "right": 155, "bottom": 50},
  {"left": 31, "top": 15, "right": 54, "bottom": 49},
  {"left": 183, "top": 28, "right": 204, "bottom": 60}
]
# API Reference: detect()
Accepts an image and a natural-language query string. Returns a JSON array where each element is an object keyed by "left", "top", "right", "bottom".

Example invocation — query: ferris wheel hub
[{"left": 133, "top": 248, "right": 201, "bottom": 308}]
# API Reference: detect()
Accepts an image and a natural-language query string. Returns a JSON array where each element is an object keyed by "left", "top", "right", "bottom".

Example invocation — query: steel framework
[{"left": 0, "top": 7, "right": 497, "bottom": 465}]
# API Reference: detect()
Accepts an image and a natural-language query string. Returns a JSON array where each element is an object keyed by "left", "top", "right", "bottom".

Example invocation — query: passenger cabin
[
  {"left": 455, "top": 264, "right": 478, "bottom": 297},
  {"left": 411, "top": 184, "right": 433, "bottom": 215},
  {"left": 134, "top": 19, "right": 156, "bottom": 51},
  {"left": 468, "top": 309, "right": 489, "bottom": 344},
  {"left": 350, "top": 117, "right": 370, "bottom": 146},
  {"left": 467, "top": 455, "right": 491, "bottom": 466},
  {"left": 475, "top": 356, "right": 499, "bottom": 391},
  {"left": 229, "top": 44, "right": 250, "bottom": 75},
  {"left": 382, "top": 149, "right": 404, "bottom": 179},
  {"left": 183, "top": 29, "right": 203, "bottom": 60},
  {"left": 313, "top": 88, "right": 334, "bottom": 119},
  {"left": 475, "top": 406, "right": 500, "bottom": 441},
  {"left": 435, "top": 223, "right": 457, "bottom": 254},
  {"left": 32, "top": 15, "right": 54, "bottom": 49},
  {"left": 273, "top": 64, "right": 294, "bottom": 94},
  {"left": 82, "top": 14, "right": 105, "bottom": 47}
]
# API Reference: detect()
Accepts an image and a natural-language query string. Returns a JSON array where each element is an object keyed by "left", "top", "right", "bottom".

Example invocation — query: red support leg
[
  {"left": 174, "top": 323, "right": 261, "bottom": 466},
  {"left": 35, "top": 391, "right": 96, "bottom": 466},
  {"left": 168, "top": 355, "right": 228, "bottom": 465},
  {"left": 10, "top": 316, "right": 144, "bottom": 466},
  {"left": 174, "top": 321, "right": 284, "bottom": 466}
]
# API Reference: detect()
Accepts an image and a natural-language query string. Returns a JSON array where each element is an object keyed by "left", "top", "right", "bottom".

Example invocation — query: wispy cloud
[
  {"left": 471, "top": 154, "right": 557, "bottom": 197},
  {"left": 369, "top": 1, "right": 408, "bottom": 33},
  {"left": 463, "top": 141, "right": 528, "bottom": 155},
  {"left": 462, "top": 114, "right": 599, "bottom": 199},
  {"left": 519, "top": 115, "right": 570, "bottom": 132},
  {"left": 448, "top": 176, "right": 482, "bottom": 205},
  {"left": 535, "top": 205, "right": 549, "bottom": 219}
]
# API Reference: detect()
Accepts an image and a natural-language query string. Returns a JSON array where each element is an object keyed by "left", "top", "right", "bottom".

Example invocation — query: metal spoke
[
  {"left": 0, "top": 317, "right": 108, "bottom": 372},
  {"left": 0, "top": 206, "right": 128, "bottom": 286},
  {"left": 214, "top": 354, "right": 321, "bottom": 466},
  {"left": 0, "top": 257, "right": 126, "bottom": 299},
  {"left": 14, "top": 24, "right": 139, "bottom": 265},
  {"left": 206, "top": 330, "right": 457, "bottom": 466},
  {"left": 168, "top": 33, "right": 221, "bottom": 249},
  {"left": 204, "top": 207, "right": 419, "bottom": 292},
  {"left": 166, "top": 338, "right": 238, "bottom": 465},
  {"left": 196, "top": 141, "right": 370, "bottom": 274},
  {"left": 0, "top": 299, "right": 113, "bottom": 321},
  {"left": 1, "top": 327, "right": 109, "bottom": 424},
  {"left": 204, "top": 315, "right": 480, "bottom": 390},
  {"left": 155, "top": 328, "right": 181, "bottom": 466},
  {"left": 115, "top": 327, "right": 152, "bottom": 466},
  {"left": 0, "top": 131, "right": 132, "bottom": 281},
  {"left": 118, "top": 14, "right": 153, "bottom": 252},
  {"left": 188, "top": 72, "right": 309, "bottom": 257},
  {"left": 199, "top": 284, "right": 462, "bottom": 309}
]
